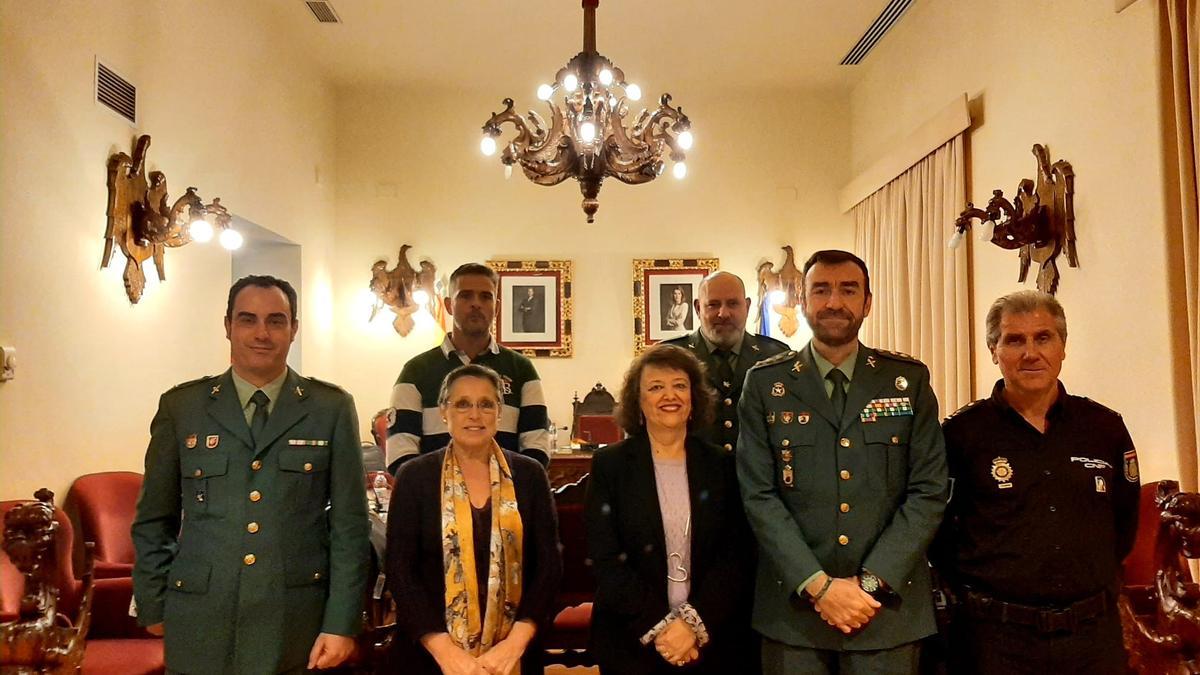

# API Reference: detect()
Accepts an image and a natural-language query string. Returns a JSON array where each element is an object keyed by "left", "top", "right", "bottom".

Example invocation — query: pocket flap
[
  {"left": 285, "top": 555, "right": 330, "bottom": 587},
  {"left": 279, "top": 448, "right": 331, "bottom": 473},
  {"left": 179, "top": 453, "right": 228, "bottom": 479},
  {"left": 863, "top": 426, "right": 909, "bottom": 446},
  {"left": 168, "top": 559, "right": 211, "bottom": 594},
  {"left": 770, "top": 424, "right": 816, "bottom": 448}
]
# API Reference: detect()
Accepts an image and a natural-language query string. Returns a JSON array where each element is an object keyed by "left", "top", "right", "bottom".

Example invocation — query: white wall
[
  {"left": 848, "top": 0, "right": 1183, "bottom": 482},
  {"left": 332, "top": 87, "right": 853, "bottom": 430},
  {"left": 0, "top": 0, "right": 339, "bottom": 500}
]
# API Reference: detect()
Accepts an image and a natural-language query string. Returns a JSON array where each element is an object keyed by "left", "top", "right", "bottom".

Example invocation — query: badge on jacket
[{"left": 990, "top": 456, "right": 1013, "bottom": 489}]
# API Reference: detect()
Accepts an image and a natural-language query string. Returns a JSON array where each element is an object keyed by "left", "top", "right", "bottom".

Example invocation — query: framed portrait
[
  {"left": 633, "top": 257, "right": 719, "bottom": 353},
  {"left": 486, "top": 259, "right": 573, "bottom": 357}
]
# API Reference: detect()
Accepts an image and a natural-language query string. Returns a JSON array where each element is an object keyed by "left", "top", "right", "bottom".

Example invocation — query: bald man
[{"left": 664, "top": 271, "right": 789, "bottom": 452}]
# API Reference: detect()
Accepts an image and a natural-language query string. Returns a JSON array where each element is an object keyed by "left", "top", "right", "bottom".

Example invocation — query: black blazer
[
  {"left": 383, "top": 448, "right": 562, "bottom": 674},
  {"left": 585, "top": 434, "right": 756, "bottom": 675}
]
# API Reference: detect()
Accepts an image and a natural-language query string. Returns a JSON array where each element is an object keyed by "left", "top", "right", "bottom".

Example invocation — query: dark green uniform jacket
[
  {"left": 662, "top": 330, "right": 790, "bottom": 452},
  {"left": 736, "top": 343, "right": 948, "bottom": 651},
  {"left": 132, "top": 368, "right": 370, "bottom": 675}
]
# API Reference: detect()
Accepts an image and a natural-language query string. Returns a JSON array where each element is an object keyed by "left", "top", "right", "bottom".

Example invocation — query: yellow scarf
[{"left": 440, "top": 441, "right": 524, "bottom": 664}]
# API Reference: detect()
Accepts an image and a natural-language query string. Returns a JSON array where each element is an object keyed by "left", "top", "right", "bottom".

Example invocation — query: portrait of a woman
[
  {"left": 585, "top": 344, "right": 756, "bottom": 674},
  {"left": 385, "top": 364, "right": 562, "bottom": 674}
]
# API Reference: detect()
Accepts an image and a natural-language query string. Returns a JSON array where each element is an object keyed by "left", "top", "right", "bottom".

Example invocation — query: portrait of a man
[{"left": 513, "top": 285, "right": 545, "bottom": 333}]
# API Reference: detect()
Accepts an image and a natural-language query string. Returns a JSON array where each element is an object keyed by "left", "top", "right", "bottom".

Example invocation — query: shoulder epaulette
[
  {"left": 305, "top": 375, "right": 348, "bottom": 394},
  {"left": 749, "top": 350, "right": 796, "bottom": 371},
  {"left": 874, "top": 348, "right": 923, "bottom": 365},
  {"left": 753, "top": 334, "right": 790, "bottom": 350},
  {"left": 167, "top": 374, "right": 218, "bottom": 393},
  {"left": 943, "top": 398, "right": 985, "bottom": 422}
]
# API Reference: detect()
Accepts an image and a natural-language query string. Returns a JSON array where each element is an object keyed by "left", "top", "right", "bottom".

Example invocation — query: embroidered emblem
[
  {"left": 1124, "top": 450, "right": 1140, "bottom": 483},
  {"left": 782, "top": 465, "right": 794, "bottom": 487},
  {"left": 766, "top": 411, "right": 776, "bottom": 424},
  {"left": 866, "top": 355, "right": 877, "bottom": 368},
  {"left": 751, "top": 344, "right": 761, "bottom": 352},
  {"left": 781, "top": 411, "right": 794, "bottom": 424},
  {"left": 894, "top": 376, "right": 908, "bottom": 392},
  {"left": 205, "top": 435, "right": 219, "bottom": 449},
  {"left": 295, "top": 385, "right": 304, "bottom": 397},
  {"left": 990, "top": 456, "right": 1014, "bottom": 489},
  {"left": 185, "top": 434, "right": 197, "bottom": 449},
  {"left": 792, "top": 361, "right": 804, "bottom": 373},
  {"left": 798, "top": 412, "right": 810, "bottom": 425},
  {"left": 500, "top": 375, "right": 513, "bottom": 395},
  {"left": 771, "top": 382, "right": 785, "bottom": 397},
  {"left": 210, "top": 384, "right": 221, "bottom": 396},
  {"left": 781, "top": 449, "right": 793, "bottom": 462},
  {"left": 859, "top": 397, "right": 914, "bottom": 423},
  {"left": 1095, "top": 476, "right": 1107, "bottom": 493}
]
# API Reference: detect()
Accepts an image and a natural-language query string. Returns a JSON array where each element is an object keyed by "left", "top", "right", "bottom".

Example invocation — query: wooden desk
[{"left": 547, "top": 453, "right": 593, "bottom": 488}]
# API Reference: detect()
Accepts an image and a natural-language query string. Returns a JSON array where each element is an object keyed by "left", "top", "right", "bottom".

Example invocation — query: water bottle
[
  {"left": 547, "top": 416, "right": 558, "bottom": 453},
  {"left": 373, "top": 473, "right": 389, "bottom": 513}
]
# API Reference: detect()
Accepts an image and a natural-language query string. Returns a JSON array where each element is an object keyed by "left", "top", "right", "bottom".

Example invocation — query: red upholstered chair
[
  {"left": 0, "top": 498, "right": 163, "bottom": 675},
  {"left": 543, "top": 473, "right": 595, "bottom": 667},
  {"left": 64, "top": 472, "right": 143, "bottom": 580}
]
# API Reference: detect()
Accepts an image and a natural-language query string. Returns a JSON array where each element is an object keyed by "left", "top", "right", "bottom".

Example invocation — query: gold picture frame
[
  {"left": 486, "top": 259, "right": 573, "bottom": 358},
  {"left": 632, "top": 257, "right": 720, "bottom": 354}
]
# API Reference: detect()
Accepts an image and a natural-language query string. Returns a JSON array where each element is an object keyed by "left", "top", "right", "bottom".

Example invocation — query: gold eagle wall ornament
[
  {"left": 756, "top": 245, "right": 803, "bottom": 337},
  {"left": 102, "top": 135, "right": 231, "bottom": 303},
  {"left": 368, "top": 244, "right": 440, "bottom": 336}
]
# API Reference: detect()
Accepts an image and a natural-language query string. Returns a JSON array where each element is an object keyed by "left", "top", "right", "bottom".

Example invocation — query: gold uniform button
[
  {"left": 175, "top": 580, "right": 183, "bottom": 588},
  {"left": 891, "top": 435, "right": 900, "bottom": 444},
  {"left": 303, "top": 462, "right": 314, "bottom": 472},
  {"left": 249, "top": 490, "right": 262, "bottom": 502},
  {"left": 839, "top": 438, "right": 851, "bottom": 448},
  {"left": 724, "top": 398, "right": 733, "bottom": 406},
  {"left": 838, "top": 535, "right": 849, "bottom": 546},
  {"left": 313, "top": 572, "right": 323, "bottom": 580},
  {"left": 782, "top": 439, "right": 791, "bottom": 447},
  {"left": 723, "top": 443, "right": 733, "bottom": 452},
  {"left": 243, "top": 554, "right": 256, "bottom": 565},
  {"left": 193, "top": 468, "right": 203, "bottom": 477},
  {"left": 251, "top": 460, "right": 263, "bottom": 471},
  {"left": 723, "top": 420, "right": 733, "bottom": 429},
  {"left": 840, "top": 469, "right": 851, "bottom": 480},
  {"left": 247, "top": 522, "right": 259, "bottom": 534},
  {"left": 840, "top": 503, "right": 850, "bottom": 513}
]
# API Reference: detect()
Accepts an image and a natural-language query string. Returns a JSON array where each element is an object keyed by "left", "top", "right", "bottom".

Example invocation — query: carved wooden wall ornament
[
  {"left": 368, "top": 245, "right": 440, "bottom": 336},
  {"left": 102, "top": 134, "right": 231, "bottom": 303},
  {"left": 756, "top": 245, "right": 803, "bottom": 337}
]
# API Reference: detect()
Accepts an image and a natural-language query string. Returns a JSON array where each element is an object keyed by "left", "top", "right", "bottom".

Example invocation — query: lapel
[
  {"left": 253, "top": 368, "right": 311, "bottom": 457},
  {"left": 841, "top": 346, "right": 889, "bottom": 430},
  {"left": 626, "top": 436, "right": 668, "bottom": 580},
  {"left": 731, "top": 333, "right": 763, "bottom": 392},
  {"left": 790, "top": 343, "right": 839, "bottom": 428},
  {"left": 206, "top": 369, "right": 253, "bottom": 449},
  {"left": 683, "top": 437, "right": 711, "bottom": 562}
]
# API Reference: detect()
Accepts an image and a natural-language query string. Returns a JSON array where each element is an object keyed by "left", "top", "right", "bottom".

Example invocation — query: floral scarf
[{"left": 440, "top": 441, "right": 524, "bottom": 666}]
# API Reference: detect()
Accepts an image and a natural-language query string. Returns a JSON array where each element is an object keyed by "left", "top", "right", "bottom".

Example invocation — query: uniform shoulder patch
[
  {"left": 749, "top": 350, "right": 796, "bottom": 371},
  {"left": 943, "top": 398, "right": 985, "bottom": 422},
  {"left": 167, "top": 374, "right": 218, "bottom": 393},
  {"left": 874, "top": 348, "right": 922, "bottom": 365}
]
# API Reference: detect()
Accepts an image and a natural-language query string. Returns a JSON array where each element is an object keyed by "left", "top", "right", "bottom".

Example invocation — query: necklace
[{"left": 666, "top": 515, "right": 692, "bottom": 583}]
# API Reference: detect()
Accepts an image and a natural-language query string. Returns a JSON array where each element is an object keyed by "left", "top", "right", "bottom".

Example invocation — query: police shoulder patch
[
  {"left": 749, "top": 350, "right": 796, "bottom": 371},
  {"left": 944, "top": 398, "right": 985, "bottom": 422}
]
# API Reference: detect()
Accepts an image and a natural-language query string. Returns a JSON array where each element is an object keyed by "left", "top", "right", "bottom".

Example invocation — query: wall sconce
[
  {"left": 102, "top": 135, "right": 236, "bottom": 303},
  {"left": 949, "top": 144, "right": 1077, "bottom": 294},
  {"left": 368, "top": 244, "right": 440, "bottom": 336},
  {"left": 756, "top": 245, "right": 803, "bottom": 337}
]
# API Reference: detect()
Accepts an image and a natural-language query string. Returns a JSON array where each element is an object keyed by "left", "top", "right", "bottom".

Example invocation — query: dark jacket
[
  {"left": 383, "top": 448, "right": 562, "bottom": 674},
  {"left": 585, "top": 434, "right": 756, "bottom": 674}
]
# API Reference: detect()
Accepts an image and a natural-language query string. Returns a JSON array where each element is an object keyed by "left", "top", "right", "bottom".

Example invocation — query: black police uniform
[{"left": 936, "top": 379, "right": 1140, "bottom": 674}]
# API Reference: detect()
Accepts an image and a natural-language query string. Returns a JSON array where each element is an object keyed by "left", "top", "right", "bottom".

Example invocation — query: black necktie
[
  {"left": 250, "top": 390, "right": 270, "bottom": 444},
  {"left": 712, "top": 349, "right": 736, "bottom": 390},
  {"left": 827, "top": 369, "right": 848, "bottom": 418}
]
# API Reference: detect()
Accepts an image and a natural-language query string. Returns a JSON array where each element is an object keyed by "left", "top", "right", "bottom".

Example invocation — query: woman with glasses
[
  {"left": 585, "top": 345, "right": 757, "bottom": 674},
  {"left": 386, "top": 364, "right": 562, "bottom": 674}
]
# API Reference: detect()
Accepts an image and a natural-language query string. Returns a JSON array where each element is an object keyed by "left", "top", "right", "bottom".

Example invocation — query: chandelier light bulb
[
  {"left": 677, "top": 130, "right": 694, "bottom": 150},
  {"left": 564, "top": 73, "right": 578, "bottom": 92},
  {"left": 979, "top": 219, "right": 996, "bottom": 241},
  {"left": 412, "top": 289, "right": 430, "bottom": 306},
  {"left": 189, "top": 219, "right": 214, "bottom": 243},
  {"left": 672, "top": 161, "right": 687, "bottom": 180},
  {"left": 580, "top": 121, "right": 597, "bottom": 142},
  {"left": 947, "top": 230, "right": 965, "bottom": 250},
  {"left": 537, "top": 84, "right": 554, "bottom": 101},
  {"left": 504, "top": 164, "right": 513, "bottom": 179},
  {"left": 599, "top": 69, "right": 613, "bottom": 86},
  {"left": 769, "top": 290, "right": 788, "bottom": 305},
  {"left": 219, "top": 228, "right": 244, "bottom": 251},
  {"left": 626, "top": 83, "right": 642, "bottom": 101},
  {"left": 480, "top": 135, "right": 497, "bottom": 156}
]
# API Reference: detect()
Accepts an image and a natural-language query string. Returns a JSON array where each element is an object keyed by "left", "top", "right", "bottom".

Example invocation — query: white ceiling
[{"left": 261, "top": 0, "right": 902, "bottom": 92}]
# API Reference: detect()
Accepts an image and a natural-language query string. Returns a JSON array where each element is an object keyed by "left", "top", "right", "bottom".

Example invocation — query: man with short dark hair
[
  {"left": 385, "top": 263, "right": 551, "bottom": 472},
  {"left": 664, "top": 271, "right": 788, "bottom": 452},
  {"left": 936, "top": 290, "right": 1139, "bottom": 674},
  {"left": 132, "top": 275, "right": 369, "bottom": 674},
  {"left": 738, "top": 250, "right": 948, "bottom": 674}
]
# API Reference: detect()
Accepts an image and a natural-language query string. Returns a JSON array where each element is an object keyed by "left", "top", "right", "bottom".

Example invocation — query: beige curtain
[
  {"left": 852, "top": 135, "right": 971, "bottom": 416},
  {"left": 1162, "top": 0, "right": 1200, "bottom": 489}
]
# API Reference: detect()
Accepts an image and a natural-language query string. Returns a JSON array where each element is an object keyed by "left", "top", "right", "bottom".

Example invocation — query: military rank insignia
[
  {"left": 859, "top": 397, "right": 913, "bottom": 423},
  {"left": 866, "top": 355, "right": 877, "bottom": 368},
  {"left": 1124, "top": 450, "right": 1140, "bottom": 483},
  {"left": 990, "top": 456, "right": 1014, "bottom": 489},
  {"left": 185, "top": 434, "right": 197, "bottom": 449}
]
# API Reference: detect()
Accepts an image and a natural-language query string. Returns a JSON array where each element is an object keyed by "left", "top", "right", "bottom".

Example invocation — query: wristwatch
[{"left": 859, "top": 569, "right": 887, "bottom": 599}]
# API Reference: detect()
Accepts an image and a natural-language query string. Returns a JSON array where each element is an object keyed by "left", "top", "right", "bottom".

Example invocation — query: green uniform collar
[
  {"left": 231, "top": 368, "right": 287, "bottom": 425},
  {"left": 810, "top": 342, "right": 858, "bottom": 394},
  {"left": 699, "top": 331, "right": 744, "bottom": 358}
]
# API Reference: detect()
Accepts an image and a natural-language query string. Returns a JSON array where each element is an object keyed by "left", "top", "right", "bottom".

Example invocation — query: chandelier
[{"left": 479, "top": 0, "right": 693, "bottom": 223}]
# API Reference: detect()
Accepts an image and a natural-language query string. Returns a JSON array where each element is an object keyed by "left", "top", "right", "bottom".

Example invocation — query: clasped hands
[
  {"left": 423, "top": 621, "right": 534, "bottom": 675},
  {"left": 806, "top": 574, "right": 881, "bottom": 634},
  {"left": 654, "top": 618, "right": 699, "bottom": 667}
]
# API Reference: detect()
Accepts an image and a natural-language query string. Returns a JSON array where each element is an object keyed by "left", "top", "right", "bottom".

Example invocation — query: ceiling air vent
[
  {"left": 306, "top": 1, "right": 341, "bottom": 24},
  {"left": 840, "top": 0, "right": 914, "bottom": 65},
  {"left": 95, "top": 59, "right": 136, "bottom": 125}
]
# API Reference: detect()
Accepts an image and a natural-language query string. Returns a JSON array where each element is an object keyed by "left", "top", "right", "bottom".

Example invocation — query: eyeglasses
[{"left": 448, "top": 399, "right": 500, "bottom": 414}]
